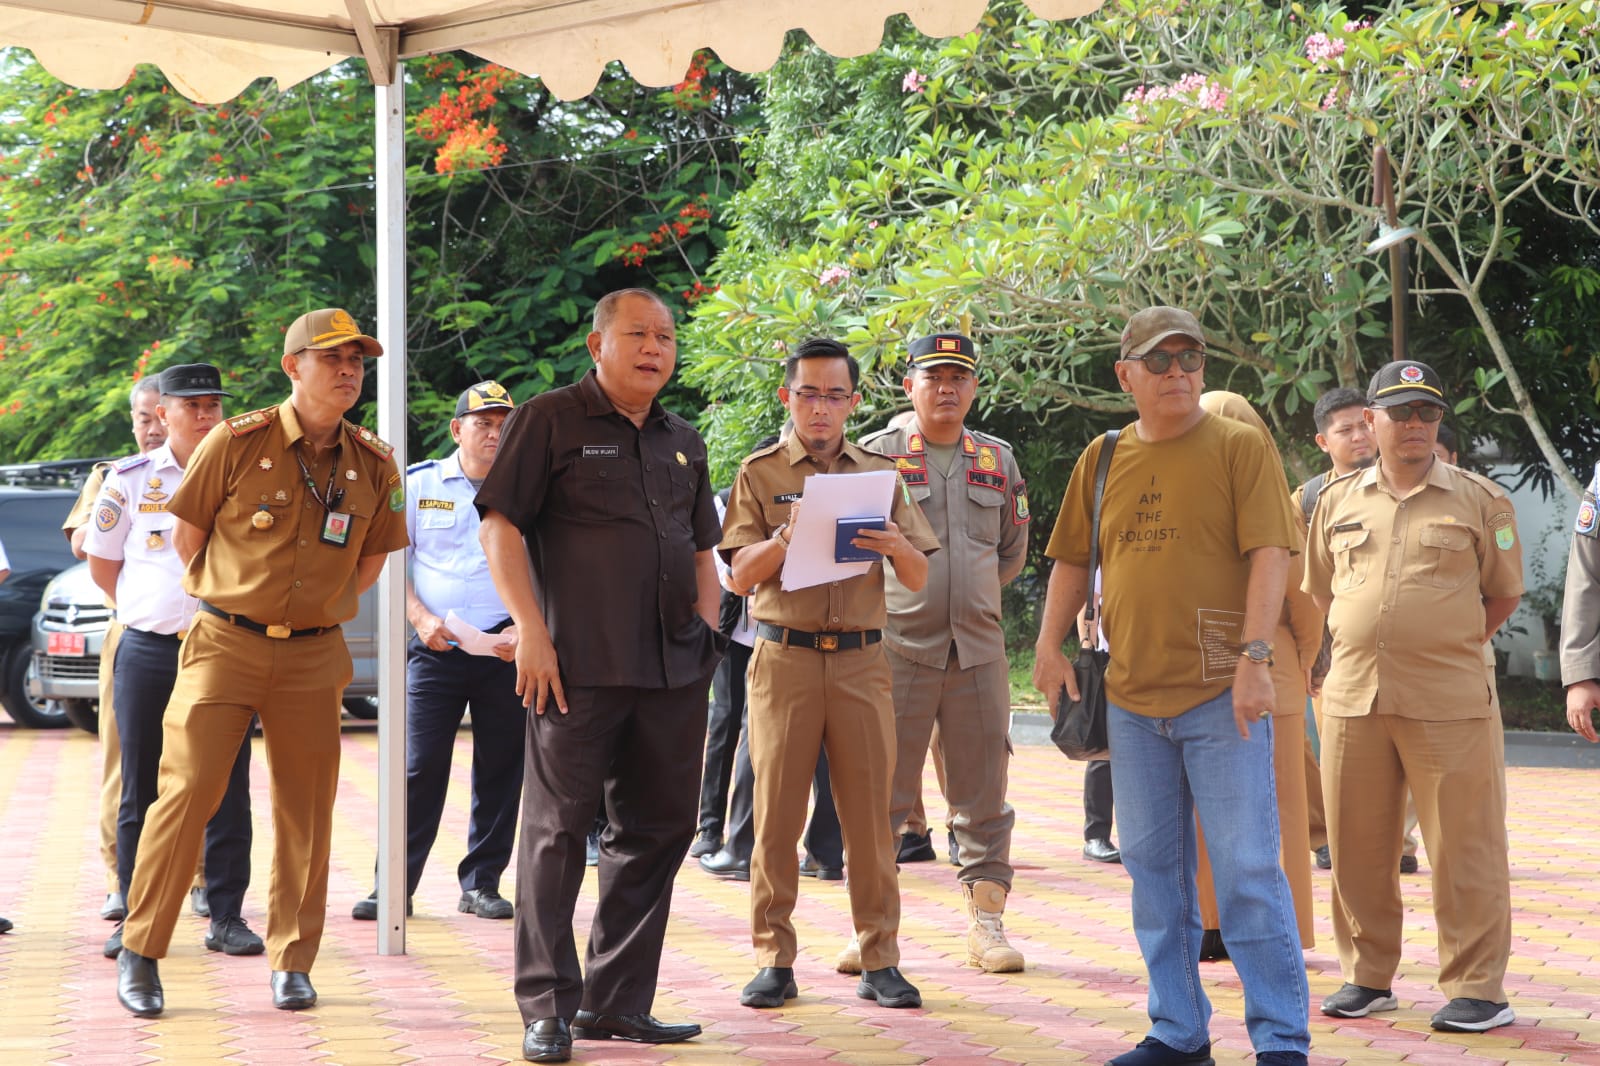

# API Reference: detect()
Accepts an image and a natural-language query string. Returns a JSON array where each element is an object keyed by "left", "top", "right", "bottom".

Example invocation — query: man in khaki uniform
[
  {"left": 1562, "top": 460, "right": 1600, "bottom": 742},
  {"left": 1304, "top": 359, "right": 1522, "bottom": 1033},
  {"left": 859, "top": 332, "right": 1028, "bottom": 974},
  {"left": 721, "top": 337, "right": 940, "bottom": 1012},
  {"left": 115, "top": 308, "right": 408, "bottom": 1018}
]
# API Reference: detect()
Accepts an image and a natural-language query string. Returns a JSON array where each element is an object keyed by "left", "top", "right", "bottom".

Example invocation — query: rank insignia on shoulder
[
  {"left": 353, "top": 425, "right": 395, "bottom": 460},
  {"left": 227, "top": 409, "right": 275, "bottom": 437},
  {"left": 1578, "top": 495, "right": 1599, "bottom": 538},
  {"left": 113, "top": 453, "right": 150, "bottom": 474}
]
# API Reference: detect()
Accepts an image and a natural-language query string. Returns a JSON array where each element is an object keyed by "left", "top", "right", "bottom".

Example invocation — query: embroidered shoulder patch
[
  {"left": 1013, "top": 482, "right": 1030, "bottom": 525},
  {"left": 1577, "top": 496, "right": 1598, "bottom": 538}
]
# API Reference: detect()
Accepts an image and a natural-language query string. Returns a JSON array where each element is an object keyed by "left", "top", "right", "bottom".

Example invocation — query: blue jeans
[{"left": 1108, "top": 691, "right": 1310, "bottom": 1055}]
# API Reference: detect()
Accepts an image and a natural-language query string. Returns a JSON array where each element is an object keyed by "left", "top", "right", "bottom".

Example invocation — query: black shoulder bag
[{"left": 1050, "top": 429, "right": 1119, "bottom": 761}]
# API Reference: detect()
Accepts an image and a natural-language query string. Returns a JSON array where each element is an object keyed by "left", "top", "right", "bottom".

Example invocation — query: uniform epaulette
[
  {"left": 858, "top": 425, "right": 898, "bottom": 447},
  {"left": 112, "top": 453, "right": 151, "bottom": 473},
  {"left": 1457, "top": 467, "right": 1509, "bottom": 499},
  {"left": 971, "top": 428, "right": 1013, "bottom": 450},
  {"left": 743, "top": 439, "right": 786, "bottom": 464},
  {"left": 226, "top": 408, "right": 276, "bottom": 437},
  {"left": 406, "top": 458, "right": 438, "bottom": 475},
  {"left": 1324, "top": 467, "right": 1363, "bottom": 488},
  {"left": 349, "top": 423, "right": 395, "bottom": 461}
]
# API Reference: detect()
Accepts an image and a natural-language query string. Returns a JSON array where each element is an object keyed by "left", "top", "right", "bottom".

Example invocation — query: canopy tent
[{"left": 1, "top": 0, "right": 1102, "bottom": 955}]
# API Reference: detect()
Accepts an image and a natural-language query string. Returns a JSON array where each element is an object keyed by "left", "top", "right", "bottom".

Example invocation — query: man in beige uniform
[
  {"left": 859, "top": 332, "right": 1028, "bottom": 974},
  {"left": 116, "top": 308, "right": 408, "bottom": 1018},
  {"left": 1304, "top": 359, "right": 1522, "bottom": 1033},
  {"left": 721, "top": 337, "right": 939, "bottom": 1012}
]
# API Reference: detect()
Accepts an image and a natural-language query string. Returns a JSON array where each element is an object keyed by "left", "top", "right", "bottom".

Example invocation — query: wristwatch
[{"left": 1239, "top": 639, "right": 1275, "bottom": 667}]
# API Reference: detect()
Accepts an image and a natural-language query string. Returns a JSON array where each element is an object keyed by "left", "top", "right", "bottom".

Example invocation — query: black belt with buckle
[
  {"left": 199, "top": 601, "right": 336, "bottom": 640},
  {"left": 756, "top": 622, "right": 881, "bottom": 652}
]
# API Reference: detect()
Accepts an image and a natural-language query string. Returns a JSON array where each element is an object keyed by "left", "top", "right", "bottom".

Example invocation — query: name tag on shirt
[
  {"left": 582, "top": 445, "right": 620, "bottom": 459},
  {"left": 417, "top": 498, "right": 455, "bottom": 511}
]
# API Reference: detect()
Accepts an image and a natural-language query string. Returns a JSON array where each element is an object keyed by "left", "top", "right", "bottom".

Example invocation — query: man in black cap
[
  {"left": 860, "top": 332, "right": 1030, "bottom": 975},
  {"left": 1304, "top": 359, "right": 1523, "bottom": 1033},
  {"left": 351, "top": 381, "right": 525, "bottom": 922},
  {"left": 84, "top": 363, "right": 261, "bottom": 962}
]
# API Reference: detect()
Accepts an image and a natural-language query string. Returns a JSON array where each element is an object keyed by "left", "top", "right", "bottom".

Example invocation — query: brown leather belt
[
  {"left": 756, "top": 622, "right": 881, "bottom": 652},
  {"left": 199, "top": 601, "right": 336, "bottom": 640}
]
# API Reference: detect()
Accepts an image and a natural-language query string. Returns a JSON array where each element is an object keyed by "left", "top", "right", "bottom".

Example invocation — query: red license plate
[{"left": 47, "top": 632, "right": 87, "bottom": 657}]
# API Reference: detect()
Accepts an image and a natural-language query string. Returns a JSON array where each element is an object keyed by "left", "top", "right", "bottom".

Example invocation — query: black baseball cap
[
  {"left": 157, "top": 362, "right": 231, "bottom": 397},
  {"left": 1367, "top": 360, "right": 1446, "bottom": 408}
]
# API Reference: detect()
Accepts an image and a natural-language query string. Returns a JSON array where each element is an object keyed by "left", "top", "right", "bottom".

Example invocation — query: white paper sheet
[
  {"left": 444, "top": 610, "right": 517, "bottom": 657},
  {"left": 779, "top": 470, "right": 898, "bottom": 592}
]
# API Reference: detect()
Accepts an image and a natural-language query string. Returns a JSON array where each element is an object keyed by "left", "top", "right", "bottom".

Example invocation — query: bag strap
[
  {"left": 1298, "top": 470, "right": 1327, "bottom": 524},
  {"left": 1083, "top": 429, "right": 1120, "bottom": 627}
]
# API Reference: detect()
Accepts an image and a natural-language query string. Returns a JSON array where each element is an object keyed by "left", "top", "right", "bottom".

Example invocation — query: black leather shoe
[
  {"left": 799, "top": 855, "right": 844, "bottom": 881},
  {"left": 459, "top": 888, "right": 514, "bottom": 919},
  {"left": 699, "top": 848, "right": 750, "bottom": 881},
  {"left": 1197, "top": 928, "right": 1228, "bottom": 962},
  {"left": 270, "top": 970, "right": 317, "bottom": 1010},
  {"left": 688, "top": 830, "right": 722, "bottom": 858},
  {"left": 352, "top": 892, "right": 413, "bottom": 920},
  {"left": 116, "top": 948, "right": 164, "bottom": 1017},
  {"left": 522, "top": 1017, "right": 572, "bottom": 1063},
  {"left": 1108, "top": 1036, "right": 1216, "bottom": 1065},
  {"left": 571, "top": 1011, "right": 701, "bottom": 1043},
  {"left": 101, "top": 891, "right": 127, "bottom": 921},
  {"left": 205, "top": 915, "right": 265, "bottom": 956},
  {"left": 1400, "top": 854, "right": 1420, "bottom": 874},
  {"left": 857, "top": 966, "right": 922, "bottom": 1008},
  {"left": 0, "top": 916, "right": 11, "bottom": 934},
  {"left": 1083, "top": 837, "right": 1122, "bottom": 863},
  {"left": 103, "top": 923, "right": 123, "bottom": 959},
  {"left": 740, "top": 966, "right": 797, "bottom": 1008},
  {"left": 896, "top": 830, "right": 937, "bottom": 863},
  {"left": 189, "top": 886, "right": 210, "bottom": 918}
]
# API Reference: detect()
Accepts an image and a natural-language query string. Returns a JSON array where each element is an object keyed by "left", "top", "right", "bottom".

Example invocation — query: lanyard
[{"left": 293, "top": 442, "right": 346, "bottom": 513}]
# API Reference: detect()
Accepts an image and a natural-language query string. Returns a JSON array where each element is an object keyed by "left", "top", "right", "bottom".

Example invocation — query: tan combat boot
[
  {"left": 964, "top": 881, "right": 1025, "bottom": 973},
  {"left": 835, "top": 934, "right": 862, "bottom": 974}
]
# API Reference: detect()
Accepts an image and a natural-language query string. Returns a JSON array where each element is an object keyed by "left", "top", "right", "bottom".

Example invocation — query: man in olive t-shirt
[{"left": 1032, "top": 307, "right": 1310, "bottom": 1066}]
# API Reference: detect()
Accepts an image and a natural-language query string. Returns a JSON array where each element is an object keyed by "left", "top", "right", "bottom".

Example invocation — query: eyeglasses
[
  {"left": 1379, "top": 403, "right": 1444, "bottom": 423},
  {"left": 1125, "top": 349, "right": 1206, "bottom": 374},
  {"left": 788, "top": 388, "right": 855, "bottom": 409}
]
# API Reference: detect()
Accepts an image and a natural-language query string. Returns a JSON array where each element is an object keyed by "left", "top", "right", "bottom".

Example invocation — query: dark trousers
[
  {"left": 1084, "top": 758, "right": 1113, "bottom": 842},
  {"left": 723, "top": 694, "right": 842, "bottom": 867},
  {"left": 114, "top": 627, "right": 252, "bottom": 921},
  {"left": 396, "top": 636, "right": 525, "bottom": 894},
  {"left": 512, "top": 678, "right": 710, "bottom": 1023},
  {"left": 696, "top": 640, "right": 748, "bottom": 836}
]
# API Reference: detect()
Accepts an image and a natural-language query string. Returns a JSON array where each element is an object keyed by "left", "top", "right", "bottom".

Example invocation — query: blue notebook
[{"left": 835, "top": 516, "right": 886, "bottom": 563}]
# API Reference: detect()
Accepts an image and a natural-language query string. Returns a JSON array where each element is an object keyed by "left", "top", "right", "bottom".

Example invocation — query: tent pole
[{"left": 374, "top": 64, "right": 408, "bottom": 956}]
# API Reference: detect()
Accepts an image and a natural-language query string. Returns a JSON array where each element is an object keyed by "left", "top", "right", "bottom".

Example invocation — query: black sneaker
[
  {"left": 205, "top": 915, "right": 265, "bottom": 956},
  {"left": 739, "top": 967, "right": 797, "bottom": 1008},
  {"left": 895, "top": 831, "right": 936, "bottom": 863},
  {"left": 458, "top": 888, "right": 513, "bottom": 919},
  {"left": 1314, "top": 845, "right": 1331, "bottom": 869},
  {"left": 688, "top": 830, "right": 722, "bottom": 859},
  {"left": 1400, "top": 854, "right": 1419, "bottom": 874},
  {"left": 1197, "top": 928, "right": 1228, "bottom": 961},
  {"left": 1255, "top": 1054, "right": 1308, "bottom": 1065},
  {"left": 1430, "top": 997, "right": 1514, "bottom": 1032},
  {"left": 1321, "top": 982, "right": 1398, "bottom": 1017},
  {"left": 1107, "top": 1036, "right": 1215, "bottom": 1065},
  {"left": 857, "top": 966, "right": 921, "bottom": 1008},
  {"left": 351, "top": 892, "right": 413, "bottom": 920}
]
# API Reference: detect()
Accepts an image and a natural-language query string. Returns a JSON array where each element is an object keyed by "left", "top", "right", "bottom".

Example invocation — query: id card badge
[{"left": 320, "top": 510, "right": 352, "bottom": 547}]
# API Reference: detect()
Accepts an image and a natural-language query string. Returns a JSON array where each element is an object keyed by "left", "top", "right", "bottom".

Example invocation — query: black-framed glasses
[
  {"left": 788, "top": 388, "right": 855, "bottom": 409},
  {"left": 1126, "top": 349, "right": 1206, "bottom": 374},
  {"left": 1379, "top": 403, "right": 1444, "bottom": 423}
]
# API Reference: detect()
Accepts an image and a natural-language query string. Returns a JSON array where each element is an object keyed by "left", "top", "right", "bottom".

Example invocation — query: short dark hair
[
  {"left": 783, "top": 337, "right": 860, "bottom": 390},
  {"left": 1435, "top": 421, "right": 1458, "bottom": 456},
  {"left": 1313, "top": 387, "right": 1367, "bottom": 433},
  {"left": 592, "top": 288, "right": 672, "bottom": 333}
]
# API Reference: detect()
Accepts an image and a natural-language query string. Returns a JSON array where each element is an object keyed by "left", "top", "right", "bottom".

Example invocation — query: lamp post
[{"left": 1365, "top": 144, "right": 1419, "bottom": 362}]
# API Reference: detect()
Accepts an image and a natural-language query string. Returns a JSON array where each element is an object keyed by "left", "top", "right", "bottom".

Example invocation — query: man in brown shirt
[
  {"left": 720, "top": 337, "right": 939, "bottom": 1012},
  {"left": 477, "top": 288, "right": 724, "bottom": 1064},
  {"left": 1303, "top": 359, "right": 1523, "bottom": 1033},
  {"left": 115, "top": 307, "right": 408, "bottom": 1019}
]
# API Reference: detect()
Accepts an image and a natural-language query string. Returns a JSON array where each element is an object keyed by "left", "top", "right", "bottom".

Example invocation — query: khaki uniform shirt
[
  {"left": 1302, "top": 458, "right": 1522, "bottom": 721},
  {"left": 169, "top": 399, "right": 408, "bottom": 630},
  {"left": 63, "top": 462, "right": 112, "bottom": 536},
  {"left": 1560, "top": 461, "right": 1600, "bottom": 685},
  {"left": 720, "top": 434, "right": 940, "bottom": 632},
  {"left": 860, "top": 420, "right": 1027, "bottom": 669}
]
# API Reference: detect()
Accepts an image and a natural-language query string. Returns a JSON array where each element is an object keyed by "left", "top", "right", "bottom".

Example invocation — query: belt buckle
[
  {"left": 265, "top": 624, "right": 292, "bottom": 639},
  {"left": 817, "top": 633, "right": 839, "bottom": 652}
]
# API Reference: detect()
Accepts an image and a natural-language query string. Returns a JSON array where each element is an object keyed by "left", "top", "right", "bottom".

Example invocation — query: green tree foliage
[
  {"left": 685, "top": 0, "right": 1600, "bottom": 498},
  {"left": 0, "top": 49, "right": 756, "bottom": 462}
]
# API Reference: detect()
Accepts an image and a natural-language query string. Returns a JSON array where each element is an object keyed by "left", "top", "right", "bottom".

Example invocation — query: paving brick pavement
[{"left": 3, "top": 722, "right": 1600, "bottom": 1065}]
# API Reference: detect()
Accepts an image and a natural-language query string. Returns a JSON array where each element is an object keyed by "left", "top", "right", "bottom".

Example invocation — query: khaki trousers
[
  {"left": 1322, "top": 710, "right": 1510, "bottom": 1001},
  {"left": 123, "top": 612, "right": 349, "bottom": 972},
  {"left": 747, "top": 637, "right": 900, "bottom": 970},
  {"left": 886, "top": 648, "right": 1014, "bottom": 888},
  {"left": 1304, "top": 735, "right": 1327, "bottom": 852},
  {"left": 97, "top": 620, "right": 204, "bottom": 896},
  {"left": 1196, "top": 639, "right": 1315, "bottom": 947}
]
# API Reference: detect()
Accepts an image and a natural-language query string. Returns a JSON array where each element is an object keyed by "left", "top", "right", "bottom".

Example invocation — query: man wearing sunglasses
[
  {"left": 1303, "top": 359, "right": 1523, "bottom": 1034},
  {"left": 1034, "top": 306, "right": 1309, "bottom": 1066}
]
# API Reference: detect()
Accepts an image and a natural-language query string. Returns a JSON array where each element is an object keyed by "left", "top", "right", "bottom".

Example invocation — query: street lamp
[{"left": 1367, "top": 144, "right": 1418, "bottom": 362}]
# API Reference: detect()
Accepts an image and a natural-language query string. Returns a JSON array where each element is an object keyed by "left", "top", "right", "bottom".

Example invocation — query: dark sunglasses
[
  {"left": 1379, "top": 403, "right": 1445, "bottom": 423},
  {"left": 1126, "top": 349, "right": 1206, "bottom": 374}
]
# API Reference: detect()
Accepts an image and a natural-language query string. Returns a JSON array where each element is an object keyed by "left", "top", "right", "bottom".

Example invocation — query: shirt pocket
[
  {"left": 966, "top": 483, "right": 1004, "bottom": 546},
  {"left": 418, "top": 503, "right": 459, "bottom": 530},
  {"left": 570, "top": 458, "right": 636, "bottom": 520},
  {"left": 1331, "top": 527, "right": 1372, "bottom": 591},
  {"left": 1418, "top": 522, "right": 1475, "bottom": 590}
]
